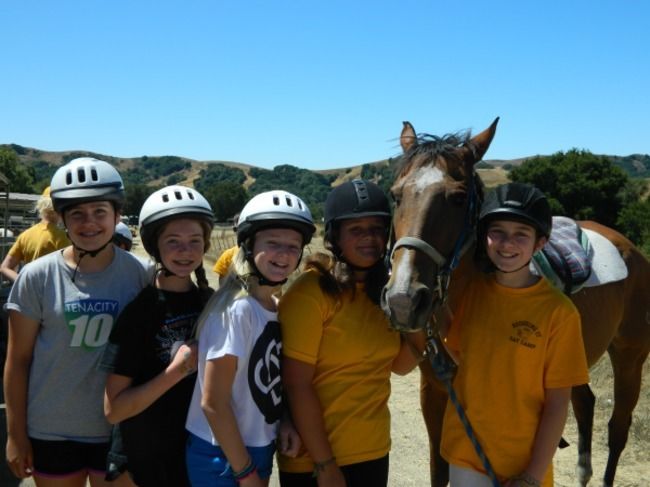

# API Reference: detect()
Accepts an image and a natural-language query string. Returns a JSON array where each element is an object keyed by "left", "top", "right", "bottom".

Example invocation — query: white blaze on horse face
[
  {"left": 389, "top": 165, "right": 445, "bottom": 300},
  {"left": 411, "top": 165, "right": 445, "bottom": 195}
]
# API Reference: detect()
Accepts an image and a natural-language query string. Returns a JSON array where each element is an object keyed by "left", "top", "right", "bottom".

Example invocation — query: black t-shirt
[{"left": 102, "top": 284, "right": 204, "bottom": 485}]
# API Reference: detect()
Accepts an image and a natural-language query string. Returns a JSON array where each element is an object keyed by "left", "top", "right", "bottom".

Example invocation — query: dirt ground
[{"left": 16, "top": 238, "right": 650, "bottom": 486}]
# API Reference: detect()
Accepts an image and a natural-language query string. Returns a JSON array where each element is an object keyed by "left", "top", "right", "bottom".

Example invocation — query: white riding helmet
[
  {"left": 50, "top": 157, "right": 125, "bottom": 213},
  {"left": 237, "top": 190, "right": 315, "bottom": 245},
  {"left": 114, "top": 222, "right": 133, "bottom": 242},
  {"left": 139, "top": 185, "right": 214, "bottom": 258}
]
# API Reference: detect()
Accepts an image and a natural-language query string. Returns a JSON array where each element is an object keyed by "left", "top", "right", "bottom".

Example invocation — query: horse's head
[{"left": 381, "top": 118, "right": 499, "bottom": 332}]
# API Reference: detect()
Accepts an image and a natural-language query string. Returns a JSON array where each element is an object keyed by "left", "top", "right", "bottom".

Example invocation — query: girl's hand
[
  {"left": 278, "top": 416, "right": 302, "bottom": 457},
  {"left": 239, "top": 470, "right": 266, "bottom": 487},
  {"left": 6, "top": 433, "right": 33, "bottom": 478},
  {"left": 168, "top": 340, "right": 198, "bottom": 376},
  {"left": 316, "top": 464, "right": 347, "bottom": 487}
]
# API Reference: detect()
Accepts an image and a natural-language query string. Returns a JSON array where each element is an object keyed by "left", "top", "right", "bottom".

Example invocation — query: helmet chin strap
[
  {"left": 494, "top": 259, "right": 532, "bottom": 274},
  {"left": 69, "top": 238, "right": 114, "bottom": 282}
]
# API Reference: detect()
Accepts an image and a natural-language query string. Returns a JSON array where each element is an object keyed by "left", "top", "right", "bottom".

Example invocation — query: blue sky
[{"left": 1, "top": 1, "right": 648, "bottom": 170}]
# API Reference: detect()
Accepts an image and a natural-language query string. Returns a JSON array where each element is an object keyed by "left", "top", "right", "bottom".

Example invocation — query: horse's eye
[{"left": 391, "top": 192, "right": 402, "bottom": 207}]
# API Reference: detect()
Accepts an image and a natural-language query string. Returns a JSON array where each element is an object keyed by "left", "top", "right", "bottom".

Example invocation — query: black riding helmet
[
  {"left": 479, "top": 182, "right": 552, "bottom": 238},
  {"left": 324, "top": 179, "right": 391, "bottom": 244}
]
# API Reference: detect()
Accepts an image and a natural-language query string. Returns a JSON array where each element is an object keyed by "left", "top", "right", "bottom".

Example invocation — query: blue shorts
[
  {"left": 30, "top": 437, "right": 108, "bottom": 477},
  {"left": 186, "top": 433, "right": 275, "bottom": 487}
]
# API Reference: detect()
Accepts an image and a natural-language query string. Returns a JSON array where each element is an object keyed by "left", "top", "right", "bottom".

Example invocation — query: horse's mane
[{"left": 396, "top": 131, "right": 473, "bottom": 175}]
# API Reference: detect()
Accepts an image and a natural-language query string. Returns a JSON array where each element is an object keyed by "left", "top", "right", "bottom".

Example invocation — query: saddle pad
[
  {"left": 580, "top": 228, "right": 628, "bottom": 286},
  {"left": 530, "top": 227, "right": 627, "bottom": 288}
]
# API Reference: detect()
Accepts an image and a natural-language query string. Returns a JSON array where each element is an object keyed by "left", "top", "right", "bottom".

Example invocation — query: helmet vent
[
  {"left": 90, "top": 168, "right": 98, "bottom": 181},
  {"left": 162, "top": 194, "right": 170, "bottom": 203},
  {"left": 285, "top": 196, "right": 294, "bottom": 207},
  {"left": 65, "top": 171, "right": 73, "bottom": 185},
  {"left": 273, "top": 196, "right": 280, "bottom": 206},
  {"left": 174, "top": 190, "right": 182, "bottom": 200},
  {"left": 188, "top": 191, "right": 195, "bottom": 200},
  {"left": 77, "top": 168, "right": 86, "bottom": 183}
]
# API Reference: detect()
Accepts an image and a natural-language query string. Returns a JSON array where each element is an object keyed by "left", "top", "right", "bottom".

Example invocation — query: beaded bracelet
[
  {"left": 312, "top": 456, "right": 336, "bottom": 478},
  {"left": 233, "top": 458, "right": 257, "bottom": 481}
]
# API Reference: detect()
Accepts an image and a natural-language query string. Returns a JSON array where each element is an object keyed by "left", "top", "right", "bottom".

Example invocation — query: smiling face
[
  {"left": 336, "top": 216, "right": 388, "bottom": 269},
  {"left": 157, "top": 218, "right": 206, "bottom": 278},
  {"left": 252, "top": 227, "right": 303, "bottom": 283},
  {"left": 63, "top": 201, "right": 118, "bottom": 252},
  {"left": 485, "top": 219, "right": 546, "bottom": 277}
]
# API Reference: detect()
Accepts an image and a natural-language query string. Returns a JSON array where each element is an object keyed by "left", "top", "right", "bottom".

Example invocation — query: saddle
[{"left": 532, "top": 216, "right": 592, "bottom": 294}]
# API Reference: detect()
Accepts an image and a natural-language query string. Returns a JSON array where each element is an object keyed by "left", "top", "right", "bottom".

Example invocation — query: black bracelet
[
  {"left": 312, "top": 456, "right": 336, "bottom": 478},
  {"left": 233, "top": 458, "right": 256, "bottom": 480}
]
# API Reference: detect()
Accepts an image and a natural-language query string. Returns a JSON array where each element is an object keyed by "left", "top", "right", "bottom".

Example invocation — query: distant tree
[
  {"left": 202, "top": 181, "right": 248, "bottom": 222},
  {"left": 0, "top": 147, "right": 35, "bottom": 192},
  {"left": 166, "top": 173, "right": 184, "bottom": 186},
  {"left": 195, "top": 164, "right": 246, "bottom": 195},
  {"left": 617, "top": 199, "right": 650, "bottom": 246},
  {"left": 249, "top": 165, "right": 334, "bottom": 220},
  {"left": 123, "top": 183, "right": 157, "bottom": 217},
  {"left": 509, "top": 149, "right": 629, "bottom": 228}
]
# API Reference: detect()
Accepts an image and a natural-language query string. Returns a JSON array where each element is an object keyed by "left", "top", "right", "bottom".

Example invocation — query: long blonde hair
[{"left": 192, "top": 247, "right": 257, "bottom": 338}]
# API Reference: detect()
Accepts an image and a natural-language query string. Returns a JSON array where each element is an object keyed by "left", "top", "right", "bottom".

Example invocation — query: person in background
[
  {"left": 0, "top": 186, "right": 69, "bottom": 282},
  {"left": 112, "top": 222, "right": 133, "bottom": 252},
  {"left": 277, "top": 179, "right": 425, "bottom": 487},
  {"left": 3, "top": 158, "right": 152, "bottom": 487},
  {"left": 440, "top": 183, "right": 589, "bottom": 487},
  {"left": 102, "top": 185, "right": 214, "bottom": 487},
  {"left": 185, "top": 191, "right": 314, "bottom": 487},
  {"left": 212, "top": 213, "right": 240, "bottom": 281}
]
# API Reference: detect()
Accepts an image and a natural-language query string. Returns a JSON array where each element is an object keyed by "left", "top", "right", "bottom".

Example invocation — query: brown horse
[{"left": 381, "top": 118, "right": 650, "bottom": 487}]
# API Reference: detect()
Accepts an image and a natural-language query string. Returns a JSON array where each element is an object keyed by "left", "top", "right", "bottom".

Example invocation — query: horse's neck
[{"left": 447, "top": 245, "right": 478, "bottom": 313}]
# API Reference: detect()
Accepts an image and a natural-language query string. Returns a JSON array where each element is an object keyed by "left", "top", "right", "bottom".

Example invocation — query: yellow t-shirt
[
  {"left": 441, "top": 273, "right": 589, "bottom": 486},
  {"left": 278, "top": 269, "right": 401, "bottom": 472},
  {"left": 212, "top": 246, "right": 238, "bottom": 277},
  {"left": 9, "top": 221, "right": 69, "bottom": 263}
]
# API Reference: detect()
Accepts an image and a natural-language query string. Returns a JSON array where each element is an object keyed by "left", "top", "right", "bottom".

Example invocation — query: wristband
[
  {"left": 233, "top": 458, "right": 257, "bottom": 481},
  {"left": 312, "top": 456, "right": 336, "bottom": 478}
]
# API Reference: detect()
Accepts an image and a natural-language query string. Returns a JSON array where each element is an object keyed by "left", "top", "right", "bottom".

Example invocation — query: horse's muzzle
[{"left": 381, "top": 282, "right": 433, "bottom": 332}]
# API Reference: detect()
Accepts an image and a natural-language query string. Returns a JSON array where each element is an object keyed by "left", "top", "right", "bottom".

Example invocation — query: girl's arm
[
  {"left": 282, "top": 357, "right": 346, "bottom": 487},
  {"left": 3, "top": 311, "right": 39, "bottom": 478},
  {"left": 104, "top": 341, "right": 197, "bottom": 423},
  {"left": 392, "top": 330, "right": 427, "bottom": 375},
  {"left": 506, "top": 386, "right": 572, "bottom": 486},
  {"left": 201, "top": 355, "right": 264, "bottom": 487},
  {"left": 0, "top": 254, "right": 20, "bottom": 282}
]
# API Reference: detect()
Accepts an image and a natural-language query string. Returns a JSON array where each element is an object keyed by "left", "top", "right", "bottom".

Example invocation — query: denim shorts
[{"left": 186, "top": 433, "right": 275, "bottom": 487}]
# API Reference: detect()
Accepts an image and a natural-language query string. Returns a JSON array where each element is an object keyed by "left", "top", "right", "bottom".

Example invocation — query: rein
[{"left": 390, "top": 173, "right": 502, "bottom": 486}]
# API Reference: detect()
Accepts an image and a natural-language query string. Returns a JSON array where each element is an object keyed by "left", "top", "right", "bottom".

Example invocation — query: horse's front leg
[
  {"left": 603, "top": 341, "right": 648, "bottom": 487},
  {"left": 571, "top": 383, "right": 595, "bottom": 486},
  {"left": 419, "top": 364, "right": 449, "bottom": 487}
]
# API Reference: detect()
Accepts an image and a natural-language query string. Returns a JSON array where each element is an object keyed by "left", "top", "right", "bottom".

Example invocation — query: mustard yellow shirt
[
  {"left": 9, "top": 221, "right": 69, "bottom": 263},
  {"left": 212, "top": 246, "right": 238, "bottom": 277},
  {"left": 441, "top": 273, "right": 589, "bottom": 486},
  {"left": 278, "top": 269, "right": 401, "bottom": 472}
]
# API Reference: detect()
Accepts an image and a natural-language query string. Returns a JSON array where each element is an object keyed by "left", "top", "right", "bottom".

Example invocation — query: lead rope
[{"left": 425, "top": 319, "right": 501, "bottom": 487}]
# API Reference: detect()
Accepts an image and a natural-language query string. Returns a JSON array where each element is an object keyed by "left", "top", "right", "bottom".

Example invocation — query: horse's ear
[
  {"left": 467, "top": 117, "right": 499, "bottom": 163},
  {"left": 400, "top": 121, "right": 417, "bottom": 153}
]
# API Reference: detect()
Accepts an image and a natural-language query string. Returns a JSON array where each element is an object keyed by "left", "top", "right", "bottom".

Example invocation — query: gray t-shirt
[{"left": 6, "top": 248, "right": 153, "bottom": 441}]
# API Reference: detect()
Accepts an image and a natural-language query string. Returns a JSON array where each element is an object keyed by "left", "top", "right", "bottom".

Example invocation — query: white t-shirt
[{"left": 185, "top": 296, "right": 282, "bottom": 447}]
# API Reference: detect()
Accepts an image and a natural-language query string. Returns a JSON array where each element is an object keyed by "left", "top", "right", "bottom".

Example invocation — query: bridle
[
  {"left": 387, "top": 172, "right": 501, "bottom": 486},
  {"left": 388, "top": 172, "right": 481, "bottom": 311}
]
